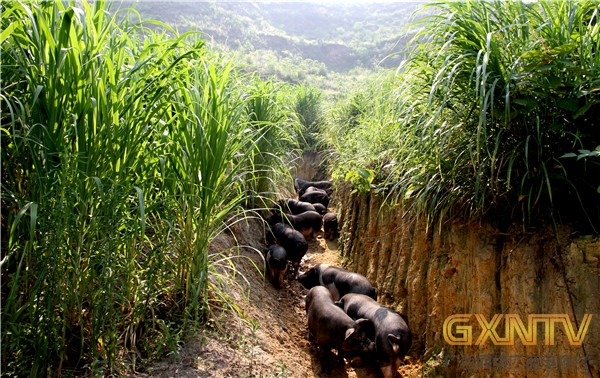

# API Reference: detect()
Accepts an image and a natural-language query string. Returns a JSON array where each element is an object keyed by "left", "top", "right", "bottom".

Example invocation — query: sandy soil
[{"left": 145, "top": 214, "right": 422, "bottom": 378}]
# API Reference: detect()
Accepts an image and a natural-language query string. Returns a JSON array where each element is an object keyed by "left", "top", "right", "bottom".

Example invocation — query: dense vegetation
[
  {"left": 2, "top": 0, "right": 599, "bottom": 376},
  {"left": 1, "top": 1, "right": 306, "bottom": 375},
  {"left": 324, "top": 0, "right": 600, "bottom": 232}
]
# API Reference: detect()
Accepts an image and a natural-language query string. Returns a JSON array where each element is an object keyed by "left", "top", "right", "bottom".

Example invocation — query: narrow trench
[
  {"left": 282, "top": 221, "right": 423, "bottom": 377},
  {"left": 264, "top": 156, "right": 423, "bottom": 377},
  {"left": 150, "top": 157, "right": 423, "bottom": 377},
  {"left": 256, "top": 194, "right": 423, "bottom": 378},
  {"left": 297, "top": 233, "right": 385, "bottom": 378}
]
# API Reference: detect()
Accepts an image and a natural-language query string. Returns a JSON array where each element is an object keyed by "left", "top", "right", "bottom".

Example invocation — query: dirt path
[
  {"left": 282, "top": 234, "right": 422, "bottom": 378},
  {"left": 149, "top": 218, "right": 421, "bottom": 378}
]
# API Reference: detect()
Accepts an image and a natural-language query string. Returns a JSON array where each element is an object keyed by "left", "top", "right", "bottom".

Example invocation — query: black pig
[
  {"left": 323, "top": 212, "right": 339, "bottom": 240},
  {"left": 273, "top": 198, "right": 316, "bottom": 215},
  {"left": 305, "top": 286, "right": 375, "bottom": 362},
  {"left": 269, "top": 210, "right": 322, "bottom": 239},
  {"left": 299, "top": 186, "right": 330, "bottom": 208},
  {"left": 294, "top": 178, "right": 333, "bottom": 196},
  {"left": 297, "top": 264, "right": 378, "bottom": 301},
  {"left": 312, "top": 203, "right": 328, "bottom": 216},
  {"left": 337, "top": 293, "right": 412, "bottom": 378},
  {"left": 267, "top": 223, "right": 308, "bottom": 277},
  {"left": 262, "top": 245, "right": 288, "bottom": 288}
]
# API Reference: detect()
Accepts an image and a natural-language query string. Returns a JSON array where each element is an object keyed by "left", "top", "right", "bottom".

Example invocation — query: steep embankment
[{"left": 336, "top": 184, "right": 600, "bottom": 377}]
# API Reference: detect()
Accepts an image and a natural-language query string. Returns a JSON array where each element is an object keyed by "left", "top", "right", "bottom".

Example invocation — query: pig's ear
[
  {"left": 355, "top": 318, "right": 372, "bottom": 328},
  {"left": 344, "top": 328, "right": 356, "bottom": 340},
  {"left": 356, "top": 318, "right": 375, "bottom": 336},
  {"left": 387, "top": 334, "right": 403, "bottom": 354},
  {"left": 334, "top": 300, "right": 343, "bottom": 308}
]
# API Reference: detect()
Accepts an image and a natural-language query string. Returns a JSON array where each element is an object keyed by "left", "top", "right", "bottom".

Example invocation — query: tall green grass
[
  {"left": 1, "top": 1, "right": 299, "bottom": 375},
  {"left": 241, "top": 79, "right": 304, "bottom": 209},
  {"left": 325, "top": 0, "right": 600, "bottom": 231}
]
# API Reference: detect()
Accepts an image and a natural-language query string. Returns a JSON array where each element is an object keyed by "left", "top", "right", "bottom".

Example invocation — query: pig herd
[{"left": 261, "top": 178, "right": 412, "bottom": 378}]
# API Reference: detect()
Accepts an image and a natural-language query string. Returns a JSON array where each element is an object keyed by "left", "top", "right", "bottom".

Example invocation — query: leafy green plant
[
  {"left": 561, "top": 146, "right": 600, "bottom": 161},
  {"left": 561, "top": 145, "right": 600, "bottom": 196},
  {"left": 1, "top": 1, "right": 293, "bottom": 374},
  {"left": 345, "top": 167, "right": 375, "bottom": 195},
  {"left": 240, "top": 79, "right": 303, "bottom": 209}
]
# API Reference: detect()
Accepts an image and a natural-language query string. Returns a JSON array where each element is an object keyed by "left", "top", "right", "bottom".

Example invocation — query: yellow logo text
[{"left": 443, "top": 314, "right": 593, "bottom": 346}]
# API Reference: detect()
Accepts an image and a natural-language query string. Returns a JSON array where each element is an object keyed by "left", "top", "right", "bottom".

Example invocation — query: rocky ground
[{"left": 146, "top": 214, "right": 423, "bottom": 378}]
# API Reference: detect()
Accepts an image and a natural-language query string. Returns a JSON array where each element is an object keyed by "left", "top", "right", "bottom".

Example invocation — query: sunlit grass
[
  {"left": 1, "top": 1, "right": 301, "bottom": 374},
  {"left": 325, "top": 0, "right": 600, "bottom": 231}
]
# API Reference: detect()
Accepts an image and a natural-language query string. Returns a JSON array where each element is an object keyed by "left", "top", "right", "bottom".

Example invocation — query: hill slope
[{"left": 121, "top": 1, "right": 424, "bottom": 91}]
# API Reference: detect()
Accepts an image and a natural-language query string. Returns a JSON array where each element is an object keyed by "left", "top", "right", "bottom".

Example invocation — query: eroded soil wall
[{"left": 335, "top": 184, "right": 600, "bottom": 377}]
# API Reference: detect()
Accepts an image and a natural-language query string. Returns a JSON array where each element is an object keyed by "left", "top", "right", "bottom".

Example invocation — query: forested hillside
[{"left": 122, "top": 1, "right": 423, "bottom": 93}]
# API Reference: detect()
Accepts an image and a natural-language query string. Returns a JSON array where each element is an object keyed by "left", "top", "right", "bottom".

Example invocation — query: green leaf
[
  {"left": 573, "top": 103, "right": 591, "bottom": 119},
  {"left": 560, "top": 153, "right": 577, "bottom": 158},
  {"left": 547, "top": 76, "right": 562, "bottom": 88},
  {"left": 556, "top": 59, "right": 575, "bottom": 67},
  {"left": 521, "top": 49, "right": 545, "bottom": 60},
  {"left": 558, "top": 98, "right": 579, "bottom": 112},
  {"left": 0, "top": 22, "right": 17, "bottom": 44},
  {"left": 549, "top": 44, "right": 577, "bottom": 55},
  {"left": 513, "top": 97, "right": 537, "bottom": 110},
  {"left": 358, "top": 168, "right": 374, "bottom": 180}
]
